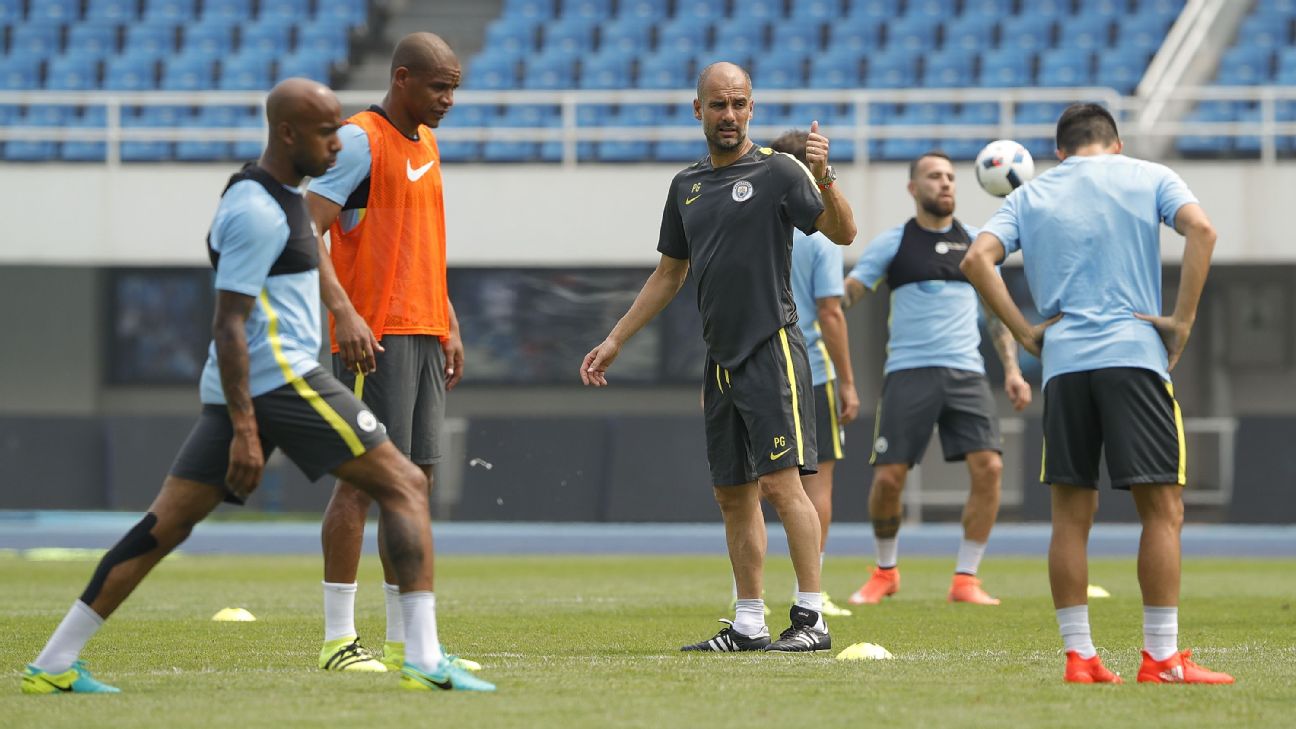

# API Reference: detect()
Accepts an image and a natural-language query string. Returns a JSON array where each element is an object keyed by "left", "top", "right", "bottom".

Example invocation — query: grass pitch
[{"left": 3, "top": 552, "right": 1294, "bottom": 728}]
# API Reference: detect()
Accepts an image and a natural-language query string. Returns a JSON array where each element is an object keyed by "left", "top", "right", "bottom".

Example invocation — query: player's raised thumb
[{"left": 810, "top": 120, "right": 819, "bottom": 135}]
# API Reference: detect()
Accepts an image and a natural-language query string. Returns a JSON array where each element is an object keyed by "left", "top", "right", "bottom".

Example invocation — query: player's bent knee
[{"left": 80, "top": 513, "right": 163, "bottom": 605}]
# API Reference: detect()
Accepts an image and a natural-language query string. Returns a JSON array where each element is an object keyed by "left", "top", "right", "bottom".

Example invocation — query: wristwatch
[{"left": 816, "top": 165, "right": 836, "bottom": 189}]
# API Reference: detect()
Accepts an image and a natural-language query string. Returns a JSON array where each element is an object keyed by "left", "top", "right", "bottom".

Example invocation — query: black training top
[
  {"left": 886, "top": 217, "right": 973, "bottom": 289},
  {"left": 657, "top": 144, "right": 825, "bottom": 368}
]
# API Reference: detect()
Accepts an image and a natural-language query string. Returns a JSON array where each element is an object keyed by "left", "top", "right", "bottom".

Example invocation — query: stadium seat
[
  {"left": 45, "top": 56, "right": 99, "bottom": 90},
  {"left": 597, "top": 106, "right": 655, "bottom": 162},
  {"left": 176, "top": 106, "right": 235, "bottom": 161},
  {"left": 67, "top": 24, "right": 119, "bottom": 60},
  {"left": 741, "top": 0, "right": 783, "bottom": 21},
  {"left": 543, "top": 18, "right": 599, "bottom": 56},
  {"left": 943, "top": 14, "right": 995, "bottom": 52},
  {"left": 522, "top": 54, "right": 578, "bottom": 89},
  {"left": 10, "top": 23, "right": 63, "bottom": 59},
  {"left": 469, "top": 54, "right": 520, "bottom": 89},
  {"left": 296, "top": 20, "right": 350, "bottom": 62},
  {"left": 712, "top": 15, "right": 767, "bottom": 48},
  {"left": 503, "top": 0, "right": 556, "bottom": 22},
  {"left": 827, "top": 19, "right": 884, "bottom": 55},
  {"left": 708, "top": 39, "right": 759, "bottom": 70},
  {"left": 182, "top": 23, "right": 236, "bottom": 59},
  {"left": 143, "top": 0, "right": 197, "bottom": 23},
  {"left": 980, "top": 49, "right": 1034, "bottom": 87},
  {"left": 771, "top": 22, "right": 824, "bottom": 56},
  {"left": 923, "top": 50, "right": 973, "bottom": 87},
  {"left": 201, "top": 0, "right": 253, "bottom": 23},
  {"left": 1056, "top": 15, "right": 1110, "bottom": 50},
  {"left": 962, "top": 0, "right": 1012, "bottom": 15},
  {"left": 1029, "top": 0, "right": 1071, "bottom": 16},
  {"left": 219, "top": 54, "right": 272, "bottom": 91},
  {"left": 847, "top": 0, "right": 896, "bottom": 23},
  {"left": 563, "top": 0, "right": 613, "bottom": 21},
  {"left": 616, "top": 0, "right": 668, "bottom": 21},
  {"left": 656, "top": 19, "right": 710, "bottom": 56},
  {"left": 4, "top": 105, "right": 71, "bottom": 161},
  {"left": 674, "top": 0, "right": 725, "bottom": 23},
  {"left": 316, "top": 0, "right": 367, "bottom": 27},
  {"left": 599, "top": 17, "right": 652, "bottom": 54},
  {"left": 752, "top": 53, "right": 807, "bottom": 90},
  {"left": 654, "top": 109, "right": 705, "bottom": 162},
  {"left": 276, "top": 51, "right": 332, "bottom": 83},
  {"left": 125, "top": 23, "right": 179, "bottom": 59},
  {"left": 1089, "top": 0, "right": 1127, "bottom": 19},
  {"left": 29, "top": 0, "right": 78, "bottom": 23},
  {"left": 1235, "top": 15, "right": 1289, "bottom": 50},
  {"left": 887, "top": 16, "right": 938, "bottom": 53},
  {"left": 0, "top": 57, "right": 41, "bottom": 89},
  {"left": 637, "top": 53, "right": 689, "bottom": 89},
  {"left": 61, "top": 107, "right": 108, "bottom": 162},
  {"left": 905, "top": 0, "right": 957, "bottom": 18},
  {"left": 121, "top": 105, "right": 185, "bottom": 161},
  {"left": 578, "top": 53, "right": 632, "bottom": 89},
  {"left": 809, "top": 51, "right": 864, "bottom": 89},
  {"left": 104, "top": 55, "right": 159, "bottom": 90},
  {"left": 240, "top": 22, "right": 292, "bottom": 57},
  {"left": 791, "top": 0, "right": 844, "bottom": 21},
  {"left": 866, "top": 50, "right": 919, "bottom": 88},
  {"left": 1217, "top": 47, "right": 1272, "bottom": 86},
  {"left": 161, "top": 56, "right": 215, "bottom": 90},
  {"left": 86, "top": 0, "right": 139, "bottom": 22},
  {"left": 1176, "top": 101, "right": 1233, "bottom": 157},
  {"left": 998, "top": 15, "right": 1055, "bottom": 53},
  {"left": 1038, "top": 49, "right": 1093, "bottom": 87},
  {"left": 485, "top": 17, "right": 540, "bottom": 56},
  {"left": 231, "top": 108, "right": 263, "bottom": 160},
  {"left": 1097, "top": 52, "right": 1146, "bottom": 94},
  {"left": 257, "top": 0, "right": 309, "bottom": 24},
  {"left": 1117, "top": 16, "right": 1174, "bottom": 55}
]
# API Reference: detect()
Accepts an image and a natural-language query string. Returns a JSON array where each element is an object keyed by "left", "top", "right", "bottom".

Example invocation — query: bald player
[
  {"left": 581, "top": 62, "right": 857, "bottom": 653},
  {"left": 307, "top": 33, "right": 468, "bottom": 673},
  {"left": 20, "top": 79, "right": 494, "bottom": 694}
]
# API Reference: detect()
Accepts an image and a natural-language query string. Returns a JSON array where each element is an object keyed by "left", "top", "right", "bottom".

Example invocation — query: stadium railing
[{"left": 4, "top": 85, "right": 1296, "bottom": 165}]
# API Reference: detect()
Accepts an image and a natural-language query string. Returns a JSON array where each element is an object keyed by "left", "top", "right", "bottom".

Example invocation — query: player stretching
[
  {"left": 581, "top": 62, "right": 856, "bottom": 652},
  {"left": 308, "top": 33, "right": 467, "bottom": 673},
  {"left": 770, "top": 129, "right": 860, "bottom": 617},
  {"left": 962, "top": 103, "right": 1233, "bottom": 684},
  {"left": 844, "top": 152, "right": 1030, "bottom": 607},
  {"left": 20, "top": 79, "right": 494, "bottom": 694}
]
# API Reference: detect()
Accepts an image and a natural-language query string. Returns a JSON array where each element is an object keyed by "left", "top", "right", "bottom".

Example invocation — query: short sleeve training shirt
[{"left": 657, "top": 144, "right": 825, "bottom": 368}]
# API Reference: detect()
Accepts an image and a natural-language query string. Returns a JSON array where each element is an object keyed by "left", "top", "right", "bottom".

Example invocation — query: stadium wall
[{"left": 2, "top": 161, "right": 1296, "bottom": 265}]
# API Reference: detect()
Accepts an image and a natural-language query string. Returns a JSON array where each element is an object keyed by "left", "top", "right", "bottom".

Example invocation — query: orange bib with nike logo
[{"left": 328, "top": 109, "right": 448, "bottom": 351}]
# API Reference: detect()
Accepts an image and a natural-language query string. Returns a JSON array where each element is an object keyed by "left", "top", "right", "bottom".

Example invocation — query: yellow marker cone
[
  {"left": 835, "top": 642, "right": 894, "bottom": 661},
  {"left": 1087, "top": 584, "right": 1111, "bottom": 598},
  {"left": 211, "top": 607, "right": 257, "bottom": 622}
]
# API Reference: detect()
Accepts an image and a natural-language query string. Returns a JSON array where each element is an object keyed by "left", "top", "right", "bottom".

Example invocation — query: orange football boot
[
  {"left": 847, "top": 566, "right": 899, "bottom": 605},
  {"left": 947, "top": 574, "right": 1000, "bottom": 605},
  {"left": 1064, "top": 651, "right": 1123, "bottom": 684},
  {"left": 1137, "top": 650, "right": 1235, "bottom": 684}
]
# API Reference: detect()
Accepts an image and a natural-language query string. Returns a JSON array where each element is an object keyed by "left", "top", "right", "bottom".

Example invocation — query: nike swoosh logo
[
  {"left": 685, "top": 195, "right": 701, "bottom": 205},
  {"left": 39, "top": 676, "right": 73, "bottom": 692},
  {"left": 406, "top": 159, "right": 436, "bottom": 182},
  {"left": 770, "top": 447, "right": 792, "bottom": 460}
]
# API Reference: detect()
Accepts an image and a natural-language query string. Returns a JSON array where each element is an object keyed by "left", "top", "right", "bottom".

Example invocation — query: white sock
[
  {"left": 794, "top": 591, "right": 827, "bottom": 631},
  {"left": 1056, "top": 605, "right": 1096, "bottom": 659},
  {"left": 955, "top": 539, "right": 988, "bottom": 575},
  {"left": 793, "top": 552, "right": 827, "bottom": 596},
  {"left": 399, "top": 591, "right": 445, "bottom": 671},
  {"left": 32, "top": 601, "right": 104, "bottom": 674},
  {"left": 875, "top": 537, "right": 898, "bottom": 569},
  {"left": 322, "top": 581, "right": 357, "bottom": 642},
  {"left": 732, "top": 598, "right": 766, "bottom": 637},
  {"left": 383, "top": 583, "right": 404, "bottom": 643},
  {"left": 1143, "top": 606, "right": 1179, "bottom": 661}
]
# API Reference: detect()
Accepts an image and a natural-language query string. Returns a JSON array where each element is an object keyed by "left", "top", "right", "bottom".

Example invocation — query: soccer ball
[{"left": 975, "top": 139, "right": 1035, "bottom": 197}]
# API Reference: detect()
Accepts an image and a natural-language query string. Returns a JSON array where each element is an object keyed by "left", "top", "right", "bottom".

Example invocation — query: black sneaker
[
  {"left": 680, "top": 619, "right": 772, "bottom": 652},
  {"left": 764, "top": 606, "right": 831, "bottom": 652}
]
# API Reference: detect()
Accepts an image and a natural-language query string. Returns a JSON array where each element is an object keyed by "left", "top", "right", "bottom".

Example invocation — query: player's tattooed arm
[
  {"left": 872, "top": 516, "right": 902, "bottom": 539},
  {"left": 987, "top": 306, "right": 1032, "bottom": 411},
  {"left": 213, "top": 291, "right": 265, "bottom": 499}
]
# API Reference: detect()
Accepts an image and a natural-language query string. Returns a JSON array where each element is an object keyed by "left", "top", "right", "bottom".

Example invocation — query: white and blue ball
[{"left": 975, "top": 139, "right": 1035, "bottom": 197}]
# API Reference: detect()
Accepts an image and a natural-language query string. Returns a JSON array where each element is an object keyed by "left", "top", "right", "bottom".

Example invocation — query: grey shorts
[
  {"left": 814, "top": 380, "right": 846, "bottom": 462},
  {"left": 169, "top": 367, "right": 389, "bottom": 504},
  {"left": 704, "top": 325, "right": 818, "bottom": 486},
  {"left": 870, "top": 367, "right": 1001, "bottom": 467},
  {"left": 333, "top": 334, "right": 446, "bottom": 465}
]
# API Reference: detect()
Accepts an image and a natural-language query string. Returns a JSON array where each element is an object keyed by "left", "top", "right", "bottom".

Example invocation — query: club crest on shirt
[
  {"left": 935, "top": 241, "right": 969, "bottom": 255},
  {"left": 731, "top": 179, "right": 754, "bottom": 202},
  {"left": 357, "top": 410, "right": 379, "bottom": 433},
  {"left": 874, "top": 436, "right": 889, "bottom": 454}
]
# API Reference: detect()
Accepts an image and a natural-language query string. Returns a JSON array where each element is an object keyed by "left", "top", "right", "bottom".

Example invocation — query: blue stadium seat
[
  {"left": 143, "top": 0, "right": 197, "bottom": 23},
  {"left": 240, "top": 21, "right": 292, "bottom": 56},
  {"left": 469, "top": 55, "right": 519, "bottom": 89},
  {"left": 503, "top": 0, "right": 556, "bottom": 22},
  {"left": 963, "top": 0, "right": 1012, "bottom": 15},
  {"left": 175, "top": 106, "right": 235, "bottom": 161},
  {"left": 86, "top": 0, "right": 138, "bottom": 22},
  {"left": 808, "top": 51, "right": 863, "bottom": 89},
  {"left": 923, "top": 50, "right": 972, "bottom": 87},
  {"left": 484, "top": 18, "right": 540, "bottom": 56},
  {"left": 45, "top": 56, "right": 98, "bottom": 90},
  {"left": 1038, "top": 49, "right": 1092, "bottom": 86},
  {"left": 600, "top": 17, "right": 652, "bottom": 54},
  {"left": 258, "top": 0, "right": 309, "bottom": 24},
  {"left": 771, "top": 23, "right": 823, "bottom": 56},
  {"left": 740, "top": 0, "right": 783, "bottom": 20},
  {"left": 847, "top": 0, "right": 895, "bottom": 22},
  {"left": 827, "top": 19, "right": 883, "bottom": 55},
  {"left": 674, "top": 0, "right": 725, "bottom": 23},
  {"left": 0, "top": 57, "right": 41, "bottom": 89},
  {"left": 1056, "top": 15, "right": 1110, "bottom": 50},
  {"left": 579, "top": 53, "right": 632, "bottom": 88},
  {"left": 597, "top": 106, "right": 656, "bottom": 162},
  {"left": 68, "top": 24, "right": 119, "bottom": 59},
  {"left": 1278, "top": 47, "right": 1296, "bottom": 77},
  {"left": 887, "top": 16, "right": 938, "bottom": 52},
  {"left": 1176, "top": 101, "right": 1233, "bottom": 157},
  {"left": 61, "top": 107, "right": 108, "bottom": 162},
  {"left": 522, "top": 54, "right": 577, "bottom": 89},
  {"left": 105, "top": 55, "right": 159, "bottom": 90},
  {"left": 564, "top": 0, "right": 613, "bottom": 21},
  {"left": 657, "top": 19, "right": 709, "bottom": 56},
  {"left": 315, "top": 0, "right": 367, "bottom": 27},
  {"left": 1096, "top": 52, "right": 1145, "bottom": 94},
  {"left": 11, "top": 23, "right": 63, "bottom": 58},
  {"left": 998, "top": 15, "right": 1054, "bottom": 53},
  {"left": 277, "top": 51, "right": 331, "bottom": 83},
  {"left": 183, "top": 23, "right": 236, "bottom": 59},
  {"left": 637, "top": 53, "right": 689, "bottom": 89},
  {"left": 1233, "top": 106, "right": 1263, "bottom": 157},
  {"left": 126, "top": 23, "right": 179, "bottom": 58},
  {"left": 202, "top": 0, "right": 253, "bottom": 23},
  {"left": 122, "top": 105, "right": 185, "bottom": 161},
  {"left": 752, "top": 53, "right": 807, "bottom": 90},
  {"left": 1217, "top": 47, "right": 1272, "bottom": 85},
  {"left": 979, "top": 49, "right": 1034, "bottom": 86},
  {"left": 1236, "top": 15, "right": 1290, "bottom": 50},
  {"left": 219, "top": 54, "right": 271, "bottom": 90},
  {"left": 543, "top": 18, "right": 598, "bottom": 55},
  {"left": 866, "top": 50, "right": 918, "bottom": 88},
  {"left": 943, "top": 15, "right": 995, "bottom": 52},
  {"left": 1136, "top": 0, "right": 1186, "bottom": 18},
  {"left": 700, "top": 43, "right": 752, "bottom": 72},
  {"left": 713, "top": 15, "right": 767, "bottom": 48},
  {"left": 617, "top": 0, "right": 668, "bottom": 21},
  {"left": 791, "top": 0, "right": 844, "bottom": 21},
  {"left": 161, "top": 56, "right": 215, "bottom": 90},
  {"left": 30, "top": 0, "right": 80, "bottom": 23},
  {"left": 1029, "top": 0, "right": 1071, "bottom": 16},
  {"left": 232, "top": 108, "right": 263, "bottom": 160},
  {"left": 1088, "top": 0, "right": 1127, "bottom": 19},
  {"left": 296, "top": 19, "right": 350, "bottom": 62},
  {"left": 905, "top": 0, "right": 957, "bottom": 18},
  {"left": 1117, "top": 15, "right": 1173, "bottom": 54}
]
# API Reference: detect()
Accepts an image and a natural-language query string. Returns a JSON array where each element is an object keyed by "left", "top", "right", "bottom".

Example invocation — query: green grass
[{"left": 3, "top": 554, "right": 1294, "bottom": 728}]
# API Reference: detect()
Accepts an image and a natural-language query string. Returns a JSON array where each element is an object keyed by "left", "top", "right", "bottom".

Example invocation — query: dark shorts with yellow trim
[
  {"left": 704, "top": 325, "right": 818, "bottom": 487},
  {"left": 870, "top": 367, "right": 1001, "bottom": 467},
  {"left": 1041, "top": 367, "right": 1185, "bottom": 490},
  {"left": 814, "top": 380, "right": 846, "bottom": 462},
  {"left": 333, "top": 334, "right": 445, "bottom": 465},
  {"left": 170, "top": 367, "right": 389, "bottom": 504}
]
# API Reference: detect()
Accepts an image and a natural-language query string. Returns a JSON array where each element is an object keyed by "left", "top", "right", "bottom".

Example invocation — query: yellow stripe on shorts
[
  {"left": 1164, "top": 381, "right": 1187, "bottom": 486},
  {"left": 777, "top": 328, "right": 805, "bottom": 466},
  {"left": 258, "top": 291, "right": 366, "bottom": 457},
  {"left": 824, "top": 378, "right": 843, "bottom": 460}
]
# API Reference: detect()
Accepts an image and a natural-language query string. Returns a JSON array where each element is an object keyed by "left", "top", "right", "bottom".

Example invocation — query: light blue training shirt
[
  {"left": 307, "top": 123, "right": 371, "bottom": 232},
  {"left": 980, "top": 153, "right": 1197, "bottom": 387},
  {"left": 848, "top": 221, "right": 986, "bottom": 375},
  {"left": 791, "top": 229, "right": 845, "bottom": 386},
  {"left": 199, "top": 180, "right": 322, "bottom": 405}
]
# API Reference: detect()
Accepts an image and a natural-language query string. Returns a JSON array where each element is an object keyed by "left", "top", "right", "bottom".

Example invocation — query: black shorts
[
  {"left": 870, "top": 367, "right": 1001, "bottom": 467},
  {"left": 170, "top": 367, "right": 390, "bottom": 504},
  {"left": 704, "top": 325, "right": 818, "bottom": 486},
  {"left": 1041, "top": 367, "right": 1185, "bottom": 489},
  {"left": 333, "top": 334, "right": 445, "bottom": 465},
  {"left": 814, "top": 380, "right": 845, "bottom": 462}
]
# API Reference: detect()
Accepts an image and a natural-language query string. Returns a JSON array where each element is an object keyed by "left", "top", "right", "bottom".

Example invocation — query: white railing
[{"left": 3, "top": 85, "right": 1296, "bottom": 166}]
